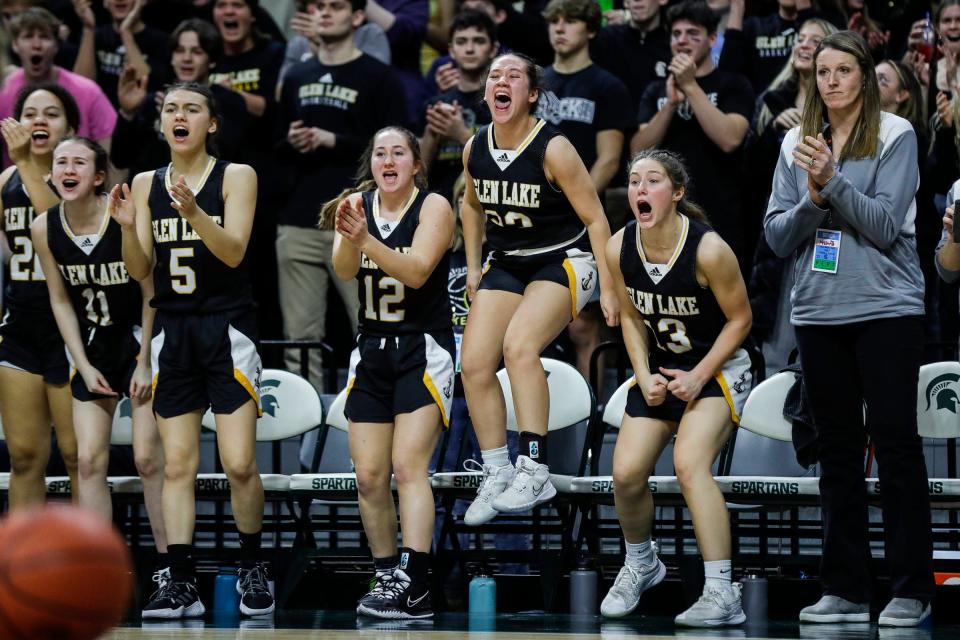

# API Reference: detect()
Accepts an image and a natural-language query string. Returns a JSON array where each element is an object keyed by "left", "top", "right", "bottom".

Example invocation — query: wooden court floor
[{"left": 100, "top": 611, "right": 952, "bottom": 640}]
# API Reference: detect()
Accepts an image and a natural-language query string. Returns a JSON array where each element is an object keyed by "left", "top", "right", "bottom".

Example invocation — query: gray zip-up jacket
[{"left": 764, "top": 111, "right": 924, "bottom": 325}]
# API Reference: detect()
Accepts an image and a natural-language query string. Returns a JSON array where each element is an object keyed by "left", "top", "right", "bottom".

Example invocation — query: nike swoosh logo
[
  {"left": 407, "top": 592, "right": 429, "bottom": 607},
  {"left": 532, "top": 482, "right": 545, "bottom": 496},
  {"left": 720, "top": 569, "right": 731, "bottom": 574}
]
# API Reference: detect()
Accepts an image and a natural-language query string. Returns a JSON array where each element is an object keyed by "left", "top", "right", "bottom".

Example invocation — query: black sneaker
[
  {"left": 358, "top": 569, "right": 432, "bottom": 619},
  {"left": 144, "top": 567, "right": 170, "bottom": 608},
  {"left": 357, "top": 570, "right": 396, "bottom": 614},
  {"left": 141, "top": 579, "right": 205, "bottom": 619},
  {"left": 237, "top": 562, "right": 275, "bottom": 616}
]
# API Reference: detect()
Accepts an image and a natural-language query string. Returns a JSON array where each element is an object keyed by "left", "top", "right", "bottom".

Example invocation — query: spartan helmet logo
[
  {"left": 924, "top": 373, "right": 960, "bottom": 414},
  {"left": 260, "top": 378, "right": 282, "bottom": 418}
]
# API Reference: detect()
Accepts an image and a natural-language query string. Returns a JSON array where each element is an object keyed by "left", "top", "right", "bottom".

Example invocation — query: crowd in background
[{"left": 0, "top": 0, "right": 954, "bottom": 385}]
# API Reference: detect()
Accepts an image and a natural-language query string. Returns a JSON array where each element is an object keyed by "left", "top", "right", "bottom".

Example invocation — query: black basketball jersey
[
  {"left": 2, "top": 170, "right": 52, "bottom": 313},
  {"left": 620, "top": 215, "right": 728, "bottom": 368},
  {"left": 467, "top": 119, "right": 585, "bottom": 253},
  {"left": 357, "top": 188, "right": 451, "bottom": 336},
  {"left": 47, "top": 204, "right": 142, "bottom": 335},
  {"left": 148, "top": 159, "right": 254, "bottom": 313}
]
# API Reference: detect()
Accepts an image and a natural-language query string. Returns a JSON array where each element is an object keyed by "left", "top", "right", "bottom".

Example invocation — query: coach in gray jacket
[{"left": 764, "top": 30, "right": 934, "bottom": 629}]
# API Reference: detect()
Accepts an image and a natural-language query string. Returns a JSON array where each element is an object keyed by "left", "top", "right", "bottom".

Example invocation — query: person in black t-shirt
[
  {"left": 276, "top": 0, "right": 406, "bottom": 393},
  {"left": 71, "top": 0, "right": 168, "bottom": 108},
  {"left": 591, "top": 0, "right": 671, "bottom": 109},
  {"left": 719, "top": 0, "right": 819, "bottom": 93},
  {"left": 112, "top": 19, "right": 249, "bottom": 175},
  {"left": 632, "top": 1, "right": 753, "bottom": 264},
  {"left": 539, "top": 0, "right": 633, "bottom": 384},
  {"left": 421, "top": 9, "right": 497, "bottom": 201}
]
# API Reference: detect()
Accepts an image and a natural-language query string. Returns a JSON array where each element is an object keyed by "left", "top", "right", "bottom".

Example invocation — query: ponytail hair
[
  {"left": 627, "top": 149, "right": 709, "bottom": 223},
  {"left": 318, "top": 126, "right": 428, "bottom": 229}
]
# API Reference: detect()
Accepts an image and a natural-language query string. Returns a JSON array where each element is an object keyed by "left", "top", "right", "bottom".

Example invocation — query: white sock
[
  {"left": 704, "top": 559, "right": 732, "bottom": 592},
  {"left": 624, "top": 538, "right": 655, "bottom": 569},
  {"left": 481, "top": 446, "right": 510, "bottom": 469}
]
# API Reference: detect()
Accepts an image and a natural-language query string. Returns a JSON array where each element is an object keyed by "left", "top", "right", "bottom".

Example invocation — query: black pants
[{"left": 795, "top": 316, "right": 934, "bottom": 603}]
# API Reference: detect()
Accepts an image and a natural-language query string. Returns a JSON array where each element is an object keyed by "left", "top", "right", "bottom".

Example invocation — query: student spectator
[
  {"left": 424, "top": 0, "right": 554, "bottom": 99},
  {"left": 111, "top": 19, "right": 249, "bottom": 176},
  {"left": 631, "top": 0, "right": 754, "bottom": 263},
  {"left": 591, "top": 0, "right": 671, "bottom": 110},
  {"left": 720, "top": 0, "right": 819, "bottom": 93},
  {"left": 276, "top": 0, "right": 407, "bottom": 393},
  {"left": 2, "top": 0, "right": 79, "bottom": 69},
  {"left": 765, "top": 30, "right": 933, "bottom": 628},
  {"left": 421, "top": 9, "right": 496, "bottom": 201},
  {"left": 0, "top": 8, "right": 117, "bottom": 166},
  {"left": 71, "top": 0, "right": 168, "bottom": 108},
  {"left": 280, "top": 0, "right": 390, "bottom": 80},
  {"left": 538, "top": 0, "right": 632, "bottom": 381}
]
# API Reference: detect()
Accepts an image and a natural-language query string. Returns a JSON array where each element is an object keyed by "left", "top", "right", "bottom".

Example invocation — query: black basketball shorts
[
  {"left": 69, "top": 325, "right": 142, "bottom": 402},
  {"left": 625, "top": 349, "right": 752, "bottom": 425},
  {"left": 478, "top": 247, "right": 597, "bottom": 320},
  {"left": 0, "top": 307, "right": 70, "bottom": 385},
  {"left": 345, "top": 331, "right": 456, "bottom": 429},
  {"left": 150, "top": 308, "right": 262, "bottom": 419}
]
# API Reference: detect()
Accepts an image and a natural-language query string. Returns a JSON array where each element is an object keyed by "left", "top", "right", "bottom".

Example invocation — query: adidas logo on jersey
[
  {"left": 318, "top": 73, "right": 333, "bottom": 83},
  {"left": 80, "top": 237, "right": 93, "bottom": 247},
  {"left": 650, "top": 267, "right": 661, "bottom": 276},
  {"left": 381, "top": 224, "right": 391, "bottom": 232},
  {"left": 496, "top": 153, "right": 510, "bottom": 162}
]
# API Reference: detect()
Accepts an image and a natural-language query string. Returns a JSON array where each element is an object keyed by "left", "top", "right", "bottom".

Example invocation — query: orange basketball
[{"left": 0, "top": 505, "right": 134, "bottom": 640}]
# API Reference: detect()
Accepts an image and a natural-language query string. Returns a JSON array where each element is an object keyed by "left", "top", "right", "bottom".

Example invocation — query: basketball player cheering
[
  {"left": 0, "top": 84, "right": 79, "bottom": 509},
  {"left": 459, "top": 52, "right": 618, "bottom": 525},
  {"left": 109, "top": 81, "right": 273, "bottom": 619},
  {"left": 329, "top": 126, "right": 455, "bottom": 620},
  {"left": 601, "top": 150, "right": 752, "bottom": 627},
  {"left": 31, "top": 136, "right": 169, "bottom": 606}
]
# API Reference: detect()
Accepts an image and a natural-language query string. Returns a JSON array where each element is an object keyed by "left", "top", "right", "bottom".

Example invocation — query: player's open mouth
[
  {"left": 31, "top": 130, "right": 49, "bottom": 141},
  {"left": 30, "top": 55, "right": 43, "bottom": 66},
  {"left": 223, "top": 19, "right": 241, "bottom": 33},
  {"left": 173, "top": 126, "right": 190, "bottom": 142},
  {"left": 636, "top": 201, "right": 653, "bottom": 220},
  {"left": 61, "top": 178, "right": 79, "bottom": 191},
  {"left": 494, "top": 91, "right": 511, "bottom": 111},
  {"left": 381, "top": 170, "right": 398, "bottom": 185}
]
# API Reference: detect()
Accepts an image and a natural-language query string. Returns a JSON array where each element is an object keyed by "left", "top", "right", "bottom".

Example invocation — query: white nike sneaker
[
  {"left": 491, "top": 455, "right": 556, "bottom": 512},
  {"left": 463, "top": 460, "right": 514, "bottom": 526},
  {"left": 675, "top": 583, "right": 746, "bottom": 627},
  {"left": 601, "top": 556, "right": 667, "bottom": 618}
]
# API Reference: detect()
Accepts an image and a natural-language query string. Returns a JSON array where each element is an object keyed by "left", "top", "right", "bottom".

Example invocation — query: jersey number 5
[
  {"left": 364, "top": 275, "right": 405, "bottom": 322},
  {"left": 644, "top": 318, "right": 692, "bottom": 354},
  {"left": 170, "top": 247, "right": 196, "bottom": 294}
]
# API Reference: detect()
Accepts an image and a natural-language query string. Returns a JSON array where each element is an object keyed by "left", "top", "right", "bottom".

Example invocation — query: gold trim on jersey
[
  {"left": 562, "top": 257, "right": 577, "bottom": 320},
  {"left": 422, "top": 371, "right": 450, "bottom": 428},
  {"left": 372, "top": 186, "right": 420, "bottom": 227},
  {"left": 58, "top": 201, "right": 110, "bottom": 243},
  {"left": 486, "top": 118, "right": 547, "bottom": 168},
  {"left": 164, "top": 156, "right": 217, "bottom": 196},
  {"left": 713, "top": 371, "right": 740, "bottom": 425},
  {"left": 233, "top": 367, "right": 263, "bottom": 417},
  {"left": 636, "top": 213, "right": 689, "bottom": 275}
]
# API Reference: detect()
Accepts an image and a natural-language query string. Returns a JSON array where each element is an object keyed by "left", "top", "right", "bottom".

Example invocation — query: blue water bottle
[
  {"left": 469, "top": 568, "right": 496, "bottom": 615},
  {"left": 214, "top": 566, "right": 241, "bottom": 612}
]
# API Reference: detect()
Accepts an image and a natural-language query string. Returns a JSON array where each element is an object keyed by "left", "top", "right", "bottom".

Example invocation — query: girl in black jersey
[
  {"left": 601, "top": 150, "right": 752, "bottom": 627},
  {"left": 329, "top": 127, "right": 454, "bottom": 620},
  {"left": 31, "top": 137, "right": 168, "bottom": 583},
  {"left": 0, "top": 84, "right": 79, "bottom": 509},
  {"left": 109, "top": 82, "right": 273, "bottom": 620},
  {"left": 459, "top": 53, "right": 618, "bottom": 525}
]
